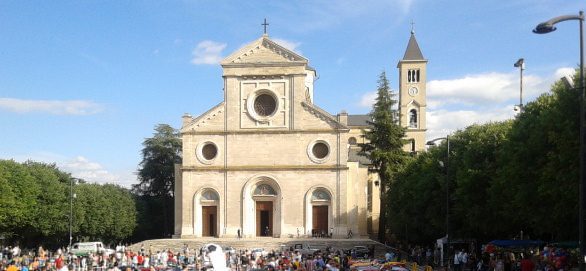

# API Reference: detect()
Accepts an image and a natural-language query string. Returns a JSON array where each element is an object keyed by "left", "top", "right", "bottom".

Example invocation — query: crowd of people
[
  {"left": 1, "top": 242, "right": 576, "bottom": 271},
  {"left": 0, "top": 243, "right": 382, "bottom": 271},
  {"left": 471, "top": 247, "right": 573, "bottom": 271}
]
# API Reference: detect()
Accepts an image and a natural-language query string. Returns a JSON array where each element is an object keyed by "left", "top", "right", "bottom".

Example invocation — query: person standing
[
  {"left": 453, "top": 250, "right": 462, "bottom": 271},
  {"left": 520, "top": 255, "right": 535, "bottom": 271}
]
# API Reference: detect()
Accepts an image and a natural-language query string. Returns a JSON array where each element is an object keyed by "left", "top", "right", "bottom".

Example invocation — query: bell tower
[{"left": 398, "top": 29, "right": 427, "bottom": 153}]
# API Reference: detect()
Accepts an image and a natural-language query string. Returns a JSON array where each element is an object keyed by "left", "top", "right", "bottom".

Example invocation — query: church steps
[{"left": 128, "top": 238, "right": 391, "bottom": 257}]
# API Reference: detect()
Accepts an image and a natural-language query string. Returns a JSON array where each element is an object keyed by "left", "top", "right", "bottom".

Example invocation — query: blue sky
[{"left": 0, "top": 0, "right": 583, "bottom": 187}]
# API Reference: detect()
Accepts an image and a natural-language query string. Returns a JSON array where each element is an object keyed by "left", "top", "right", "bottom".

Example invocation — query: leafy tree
[
  {"left": 24, "top": 161, "right": 69, "bottom": 243},
  {"left": 390, "top": 149, "right": 445, "bottom": 243},
  {"left": 449, "top": 121, "right": 511, "bottom": 240},
  {"left": 388, "top": 73, "right": 580, "bottom": 245},
  {"left": 360, "top": 71, "right": 411, "bottom": 242},
  {"left": 495, "top": 76, "right": 580, "bottom": 240},
  {"left": 75, "top": 183, "right": 136, "bottom": 243},
  {"left": 133, "top": 124, "right": 182, "bottom": 237},
  {"left": 0, "top": 160, "right": 137, "bottom": 246},
  {"left": 0, "top": 160, "right": 39, "bottom": 239}
]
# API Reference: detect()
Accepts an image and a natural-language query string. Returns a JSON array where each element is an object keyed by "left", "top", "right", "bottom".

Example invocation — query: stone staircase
[{"left": 128, "top": 237, "right": 395, "bottom": 257}]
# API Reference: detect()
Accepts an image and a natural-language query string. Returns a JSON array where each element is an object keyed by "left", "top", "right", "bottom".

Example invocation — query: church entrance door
[
  {"left": 256, "top": 201, "right": 273, "bottom": 237},
  {"left": 312, "top": 205, "right": 328, "bottom": 237},
  {"left": 202, "top": 206, "right": 217, "bottom": 237}
]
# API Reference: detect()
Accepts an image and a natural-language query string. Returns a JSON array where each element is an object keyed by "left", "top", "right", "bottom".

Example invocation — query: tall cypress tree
[{"left": 360, "top": 71, "right": 411, "bottom": 242}]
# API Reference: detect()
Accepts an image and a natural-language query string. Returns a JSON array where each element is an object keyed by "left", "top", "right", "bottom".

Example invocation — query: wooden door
[
  {"left": 312, "top": 205, "right": 328, "bottom": 235},
  {"left": 202, "top": 206, "right": 217, "bottom": 237},
  {"left": 256, "top": 201, "right": 273, "bottom": 236}
]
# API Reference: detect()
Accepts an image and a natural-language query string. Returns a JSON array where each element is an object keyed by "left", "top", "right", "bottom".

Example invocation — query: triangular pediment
[
  {"left": 221, "top": 35, "right": 307, "bottom": 65},
  {"left": 181, "top": 102, "right": 225, "bottom": 132},
  {"left": 300, "top": 101, "right": 349, "bottom": 130},
  {"left": 406, "top": 99, "right": 421, "bottom": 107}
]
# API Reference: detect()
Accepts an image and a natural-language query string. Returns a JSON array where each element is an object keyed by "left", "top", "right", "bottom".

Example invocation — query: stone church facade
[{"left": 174, "top": 31, "right": 427, "bottom": 239}]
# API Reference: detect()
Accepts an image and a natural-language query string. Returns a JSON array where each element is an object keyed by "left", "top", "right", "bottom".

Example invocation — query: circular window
[
  {"left": 196, "top": 141, "right": 218, "bottom": 165},
  {"left": 202, "top": 143, "right": 218, "bottom": 160},
  {"left": 312, "top": 142, "right": 329, "bottom": 159},
  {"left": 246, "top": 89, "right": 279, "bottom": 122},
  {"left": 307, "top": 140, "right": 330, "bottom": 164},
  {"left": 254, "top": 93, "right": 277, "bottom": 117}
]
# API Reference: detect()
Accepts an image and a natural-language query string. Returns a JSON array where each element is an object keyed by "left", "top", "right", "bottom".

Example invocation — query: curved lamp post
[
  {"left": 69, "top": 178, "right": 78, "bottom": 249},
  {"left": 426, "top": 136, "right": 450, "bottom": 269},
  {"left": 514, "top": 58, "right": 525, "bottom": 112},
  {"left": 534, "top": 11, "right": 585, "bottom": 271}
]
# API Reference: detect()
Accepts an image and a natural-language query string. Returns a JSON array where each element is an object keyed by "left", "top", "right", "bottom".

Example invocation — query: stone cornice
[
  {"left": 181, "top": 165, "right": 349, "bottom": 172},
  {"left": 221, "top": 62, "right": 306, "bottom": 68},
  {"left": 181, "top": 129, "right": 349, "bottom": 135}
]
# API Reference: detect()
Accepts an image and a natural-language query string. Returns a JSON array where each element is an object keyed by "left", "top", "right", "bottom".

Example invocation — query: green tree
[
  {"left": 390, "top": 149, "right": 445, "bottom": 243},
  {"left": 0, "top": 160, "right": 137, "bottom": 246},
  {"left": 495, "top": 76, "right": 580, "bottom": 240},
  {"left": 24, "top": 161, "right": 69, "bottom": 243},
  {"left": 75, "top": 183, "right": 136, "bottom": 243},
  {"left": 133, "top": 124, "right": 182, "bottom": 237},
  {"left": 0, "top": 160, "right": 39, "bottom": 239},
  {"left": 449, "top": 121, "right": 511, "bottom": 240},
  {"left": 360, "top": 71, "right": 411, "bottom": 242}
]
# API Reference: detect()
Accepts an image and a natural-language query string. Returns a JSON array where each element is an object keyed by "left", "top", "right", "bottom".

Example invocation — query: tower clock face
[{"left": 408, "top": 86, "right": 419, "bottom": 96}]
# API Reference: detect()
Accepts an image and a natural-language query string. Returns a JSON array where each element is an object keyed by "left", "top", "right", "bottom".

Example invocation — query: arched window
[
  {"left": 311, "top": 189, "right": 331, "bottom": 201},
  {"left": 407, "top": 69, "right": 420, "bottom": 83},
  {"left": 201, "top": 190, "right": 219, "bottom": 201},
  {"left": 409, "top": 109, "right": 418, "bottom": 128},
  {"left": 253, "top": 184, "right": 277, "bottom": 196},
  {"left": 348, "top": 137, "right": 357, "bottom": 145}
]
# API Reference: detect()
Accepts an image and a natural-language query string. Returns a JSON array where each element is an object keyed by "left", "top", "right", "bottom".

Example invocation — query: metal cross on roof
[{"left": 262, "top": 18, "right": 269, "bottom": 35}]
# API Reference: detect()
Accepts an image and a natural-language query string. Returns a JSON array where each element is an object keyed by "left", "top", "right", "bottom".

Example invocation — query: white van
[{"left": 70, "top": 242, "right": 113, "bottom": 256}]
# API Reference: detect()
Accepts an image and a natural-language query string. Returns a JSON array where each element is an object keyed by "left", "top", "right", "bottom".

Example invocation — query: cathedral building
[{"left": 173, "top": 30, "right": 427, "bottom": 239}]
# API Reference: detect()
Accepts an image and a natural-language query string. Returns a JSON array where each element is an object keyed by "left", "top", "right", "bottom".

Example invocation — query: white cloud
[
  {"left": 191, "top": 40, "right": 227, "bottom": 65},
  {"left": 0, "top": 98, "right": 103, "bottom": 115},
  {"left": 426, "top": 67, "right": 574, "bottom": 108},
  {"left": 354, "top": 67, "right": 575, "bottom": 142},
  {"left": 60, "top": 156, "right": 136, "bottom": 188},
  {"left": 272, "top": 38, "right": 302, "bottom": 54},
  {"left": 359, "top": 91, "right": 377, "bottom": 107},
  {"left": 1, "top": 153, "right": 136, "bottom": 188},
  {"left": 426, "top": 107, "right": 515, "bottom": 140},
  {"left": 427, "top": 73, "right": 544, "bottom": 106}
]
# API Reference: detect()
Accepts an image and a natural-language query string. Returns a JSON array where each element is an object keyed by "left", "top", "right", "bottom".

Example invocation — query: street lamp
[
  {"left": 534, "top": 11, "right": 585, "bottom": 271},
  {"left": 427, "top": 136, "right": 450, "bottom": 270},
  {"left": 69, "top": 178, "right": 78, "bottom": 249},
  {"left": 513, "top": 58, "right": 525, "bottom": 112}
]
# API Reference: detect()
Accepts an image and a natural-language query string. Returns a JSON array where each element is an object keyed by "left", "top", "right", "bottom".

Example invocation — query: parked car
[
  {"left": 70, "top": 242, "right": 114, "bottom": 256},
  {"left": 293, "top": 243, "right": 320, "bottom": 256},
  {"left": 351, "top": 246, "right": 370, "bottom": 258},
  {"left": 251, "top": 248, "right": 267, "bottom": 258}
]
